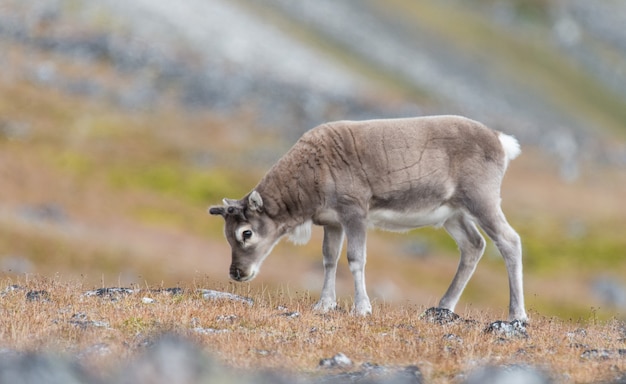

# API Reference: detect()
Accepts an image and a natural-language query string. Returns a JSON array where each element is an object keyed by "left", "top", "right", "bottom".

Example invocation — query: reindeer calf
[{"left": 210, "top": 116, "right": 526, "bottom": 321}]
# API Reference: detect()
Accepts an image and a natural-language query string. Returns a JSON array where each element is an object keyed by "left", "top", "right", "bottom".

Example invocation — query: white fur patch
[
  {"left": 369, "top": 205, "right": 456, "bottom": 232},
  {"left": 498, "top": 133, "right": 521, "bottom": 161},
  {"left": 288, "top": 220, "right": 312, "bottom": 245}
]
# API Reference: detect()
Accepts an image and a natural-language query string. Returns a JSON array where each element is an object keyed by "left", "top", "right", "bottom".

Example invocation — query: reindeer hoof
[
  {"left": 313, "top": 300, "right": 337, "bottom": 313},
  {"left": 352, "top": 301, "right": 373, "bottom": 316}
]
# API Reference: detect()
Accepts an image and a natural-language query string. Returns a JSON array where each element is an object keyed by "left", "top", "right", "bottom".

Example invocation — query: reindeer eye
[{"left": 242, "top": 230, "right": 253, "bottom": 240}]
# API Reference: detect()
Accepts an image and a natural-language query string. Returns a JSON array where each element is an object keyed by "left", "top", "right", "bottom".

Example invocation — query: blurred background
[{"left": 1, "top": 0, "right": 625, "bottom": 320}]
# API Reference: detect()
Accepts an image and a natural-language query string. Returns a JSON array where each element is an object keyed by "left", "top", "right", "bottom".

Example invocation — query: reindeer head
[{"left": 209, "top": 191, "right": 281, "bottom": 282}]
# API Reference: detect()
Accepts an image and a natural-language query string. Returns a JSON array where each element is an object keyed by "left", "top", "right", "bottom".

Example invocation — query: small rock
[
  {"left": 216, "top": 315, "right": 238, "bottom": 323},
  {"left": 1, "top": 285, "right": 24, "bottom": 297},
  {"left": 151, "top": 287, "right": 183, "bottom": 295},
  {"left": 91, "top": 321, "right": 110, "bottom": 328},
  {"left": 163, "top": 287, "right": 184, "bottom": 295},
  {"left": 581, "top": 349, "right": 612, "bottom": 360},
  {"left": 443, "top": 333, "right": 463, "bottom": 344},
  {"left": 198, "top": 289, "right": 253, "bottom": 306},
  {"left": 319, "top": 352, "right": 352, "bottom": 368},
  {"left": 192, "top": 327, "right": 229, "bottom": 335},
  {"left": 26, "top": 290, "right": 50, "bottom": 302},
  {"left": 70, "top": 312, "right": 88, "bottom": 321},
  {"left": 281, "top": 311, "right": 300, "bottom": 318},
  {"left": 484, "top": 320, "right": 528, "bottom": 339},
  {"left": 83, "top": 287, "right": 137, "bottom": 300},
  {"left": 253, "top": 349, "right": 273, "bottom": 356},
  {"left": 420, "top": 307, "right": 460, "bottom": 325},
  {"left": 580, "top": 349, "right": 626, "bottom": 360},
  {"left": 69, "top": 312, "right": 110, "bottom": 329},
  {"left": 566, "top": 328, "right": 587, "bottom": 340},
  {"left": 142, "top": 297, "right": 155, "bottom": 304}
]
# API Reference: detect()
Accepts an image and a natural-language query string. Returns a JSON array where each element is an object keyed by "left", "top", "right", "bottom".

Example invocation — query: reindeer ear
[
  {"left": 208, "top": 206, "right": 226, "bottom": 217},
  {"left": 248, "top": 190, "right": 263, "bottom": 212}
]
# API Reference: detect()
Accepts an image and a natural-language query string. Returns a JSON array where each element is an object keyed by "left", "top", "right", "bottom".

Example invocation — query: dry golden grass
[{"left": 1, "top": 275, "right": 625, "bottom": 383}]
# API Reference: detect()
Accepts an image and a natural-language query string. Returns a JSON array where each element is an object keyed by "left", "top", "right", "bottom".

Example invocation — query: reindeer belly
[{"left": 368, "top": 205, "right": 455, "bottom": 232}]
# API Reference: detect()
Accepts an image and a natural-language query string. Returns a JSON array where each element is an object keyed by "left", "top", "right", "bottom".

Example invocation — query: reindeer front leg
[
  {"left": 313, "top": 224, "right": 344, "bottom": 312},
  {"left": 344, "top": 215, "right": 371, "bottom": 316}
]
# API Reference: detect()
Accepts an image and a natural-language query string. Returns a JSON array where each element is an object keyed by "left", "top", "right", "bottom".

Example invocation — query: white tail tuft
[{"left": 498, "top": 133, "right": 521, "bottom": 161}]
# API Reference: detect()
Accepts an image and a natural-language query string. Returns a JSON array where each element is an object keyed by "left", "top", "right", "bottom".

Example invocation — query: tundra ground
[{"left": 0, "top": 276, "right": 625, "bottom": 383}]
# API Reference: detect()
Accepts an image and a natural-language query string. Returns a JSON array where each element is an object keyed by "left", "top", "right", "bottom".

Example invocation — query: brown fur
[{"left": 257, "top": 116, "right": 505, "bottom": 225}]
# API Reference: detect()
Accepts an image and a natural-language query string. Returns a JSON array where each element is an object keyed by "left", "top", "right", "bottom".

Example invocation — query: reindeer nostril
[{"left": 230, "top": 266, "right": 243, "bottom": 281}]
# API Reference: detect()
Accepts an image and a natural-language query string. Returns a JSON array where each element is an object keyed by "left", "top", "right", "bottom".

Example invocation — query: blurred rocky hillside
[{"left": 2, "top": 0, "right": 626, "bottom": 172}]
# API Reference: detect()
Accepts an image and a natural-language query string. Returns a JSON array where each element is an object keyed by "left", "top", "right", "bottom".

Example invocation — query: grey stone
[
  {"left": 484, "top": 320, "right": 529, "bottom": 339},
  {"left": 68, "top": 312, "right": 110, "bottom": 330},
  {"left": 319, "top": 353, "right": 353, "bottom": 369},
  {"left": 198, "top": 289, "right": 253, "bottom": 306},
  {"left": 83, "top": 287, "right": 137, "bottom": 299},
  {"left": 25, "top": 290, "right": 50, "bottom": 302},
  {"left": 191, "top": 327, "right": 229, "bottom": 335},
  {"left": 581, "top": 349, "right": 626, "bottom": 360},
  {"left": 420, "top": 307, "right": 461, "bottom": 325}
]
